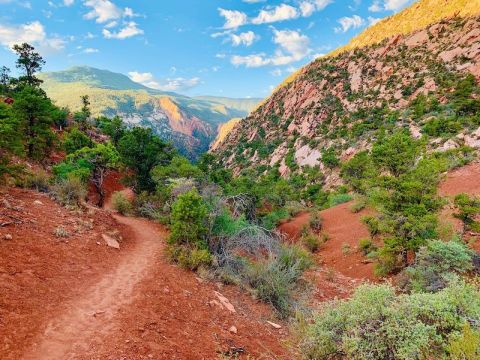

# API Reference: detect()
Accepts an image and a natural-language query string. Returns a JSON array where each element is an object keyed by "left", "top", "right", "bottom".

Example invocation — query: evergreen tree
[
  {"left": 13, "top": 86, "right": 55, "bottom": 159},
  {"left": 13, "top": 43, "right": 45, "bottom": 87}
]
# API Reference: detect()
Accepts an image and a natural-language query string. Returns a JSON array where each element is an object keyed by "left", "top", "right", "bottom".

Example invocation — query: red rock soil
[
  {"left": 438, "top": 161, "right": 480, "bottom": 252},
  {"left": 0, "top": 187, "right": 291, "bottom": 360},
  {"left": 279, "top": 202, "right": 377, "bottom": 302},
  {"left": 278, "top": 162, "right": 480, "bottom": 302}
]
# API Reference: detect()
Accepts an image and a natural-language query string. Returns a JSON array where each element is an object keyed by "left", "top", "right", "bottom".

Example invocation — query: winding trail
[{"left": 22, "top": 214, "right": 165, "bottom": 360}]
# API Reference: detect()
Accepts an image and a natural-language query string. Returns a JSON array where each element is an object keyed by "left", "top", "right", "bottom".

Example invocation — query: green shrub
[
  {"left": 52, "top": 177, "right": 87, "bottom": 207},
  {"left": 405, "top": 240, "right": 474, "bottom": 292},
  {"left": 328, "top": 193, "right": 353, "bottom": 207},
  {"left": 350, "top": 196, "right": 367, "bottom": 213},
  {"left": 447, "top": 323, "right": 480, "bottom": 360},
  {"left": 63, "top": 127, "right": 93, "bottom": 154},
  {"left": 302, "top": 233, "right": 320, "bottom": 253},
  {"left": 301, "top": 280, "right": 480, "bottom": 360},
  {"left": 111, "top": 191, "right": 133, "bottom": 215},
  {"left": 359, "top": 238, "right": 376, "bottom": 256},
  {"left": 309, "top": 212, "right": 322, "bottom": 232},
  {"left": 24, "top": 170, "right": 50, "bottom": 192},
  {"left": 169, "top": 189, "right": 208, "bottom": 249},
  {"left": 261, "top": 208, "right": 290, "bottom": 230},
  {"left": 168, "top": 245, "right": 212, "bottom": 271},
  {"left": 454, "top": 193, "right": 480, "bottom": 231},
  {"left": 246, "top": 245, "right": 311, "bottom": 318}
]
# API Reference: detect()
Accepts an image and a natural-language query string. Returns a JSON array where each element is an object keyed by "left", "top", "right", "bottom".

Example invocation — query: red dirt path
[{"left": 1, "top": 188, "right": 290, "bottom": 359}]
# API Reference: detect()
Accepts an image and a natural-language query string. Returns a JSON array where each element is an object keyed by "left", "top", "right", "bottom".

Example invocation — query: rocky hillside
[
  {"left": 213, "top": 5, "right": 480, "bottom": 187},
  {"left": 40, "top": 67, "right": 260, "bottom": 159}
]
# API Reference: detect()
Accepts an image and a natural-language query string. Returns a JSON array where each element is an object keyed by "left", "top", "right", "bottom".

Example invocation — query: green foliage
[
  {"left": 261, "top": 208, "right": 290, "bottom": 230},
  {"left": 117, "top": 127, "right": 176, "bottom": 192},
  {"left": 341, "top": 151, "right": 377, "bottom": 193},
  {"left": 328, "top": 192, "right": 353, "bottom": 207},
  {"left": 309, "top": 212, "right": 322, "bottom": 232},
  {"left": 359, "top": 238, "right": 376, "bottom": 256},
  {"left": 13, "top": 86, "right": 56, "bottom": 159},
  {"left": 13, "top": 43, "right": 45, "bottom": 87},
  {"left": 168, "top": 246, "right": 212, "bottom": 271},
  {"left": 212, "top": 211, "right": 249, "bottom": 237},
  {"left": 447, "top": 323, "right": 480, "bottom": 360},
  {"left": 321, "top": 147, "right": 339, "bottom": 168},
  {"left": 52, "top": 177, "right": 87, "bottom": 207},
  {"left": 96, "top": 116, "right": 125, "bottom": 145},
  {"left": 405, "top": 240, "right": 474, "bottom": 292},
  {"left": 454, "top": 193, "right": 480, "bottom": 232},
  {"left": 151, "top": 156, "right": 202, "bottom": 189},
  {"left": 169, "top": 189, "right": 208, "bottom": 249},
  {"left": 371, "top": 130, "right": 420, "bottom": 176},
  {"left": 111, "top": 191, "right": 133, "bottom": 215},
  {"left": 302, "top": 233, "right": 320, "bottom": 253},
  {"left": 246, "top": 245, "right": 311, "bottom": 318},
  {"left": 63, "top": 127, "right": 93, "bottom": 154},
  {"left": 0, "top": 102, "right": 22, "bottom": 177},
  {"left": 302, "top": 281, "right": 480, "bottom": 360}
]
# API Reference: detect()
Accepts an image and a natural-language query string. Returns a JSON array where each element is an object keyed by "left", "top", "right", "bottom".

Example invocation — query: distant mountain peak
[{"left": 40, "top": 66, "right": 151, "bottom": 91}]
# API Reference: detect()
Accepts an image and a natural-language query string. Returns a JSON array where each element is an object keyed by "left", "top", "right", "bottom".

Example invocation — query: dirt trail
[{"left": 22, "top": 215, "right": 164, "bottom": 360}]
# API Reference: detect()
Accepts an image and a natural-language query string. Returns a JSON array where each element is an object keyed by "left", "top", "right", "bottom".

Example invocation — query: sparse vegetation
[{"left": 111, "top": 191, "right": 132, "bottom": 215}]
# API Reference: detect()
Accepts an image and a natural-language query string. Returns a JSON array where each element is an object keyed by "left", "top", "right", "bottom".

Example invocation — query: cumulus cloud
[
  {"left": 0, "top": 21, "right": 66, "bottom": 52},
  {"left": 252, "top": 4, "right": 299, "bottom": 25},
  {"left": 64, "top": 0, "right": 74, "bottom": 6},
  {"left": 128, "top": 71, "right": 201, "bottom": 92},
  {"left": 231, "top": 29, "right": 311, "bottom": 68},
  {"left": 230, "top": 31, "right": 259, "bottom": 46},
  {"left": 334, "top": 15, "right": 365, "bottom": 33},
  {"left": 103, "top": 21, "right": 143, "bottom": 39},
  {"left": 83, "top": 0, "right": 123, "bottom": 23},
  {"left": 218, "top": 8, "right": 248, "bottom": 29},
  {"left": 219, "top": 0, "right": 331, "bottom": 30},
  {"left": 369, "top": 0, "right": 412, "bottom": 12}
]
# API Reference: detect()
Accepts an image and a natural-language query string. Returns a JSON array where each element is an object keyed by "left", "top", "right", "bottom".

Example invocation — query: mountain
[
  {"left": 212, "top": 0, "right": 480, "bottom": 187},
  {"left": 39, "top": 66, "right": 261, "bottom": 159}
]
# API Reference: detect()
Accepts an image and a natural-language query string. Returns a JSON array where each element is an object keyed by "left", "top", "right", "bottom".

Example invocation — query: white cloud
[
  {"left": 230, "top": 31, "right": 259, "bottom": 46},
  {"left": 299, "top": 2, "right": 315, "bottom": 17},
  {"left": 84, "top": 0, "right": 122, "bottom": 23},
  {"left": 368, "top": 16, "right": 381, "bottom": 26},
  {"left": 128, "top": 71, "right": 201, "bottom": 92},
  {"left": 218, "top": 8, "right": 248, "bottom": 29},
  {"left": 64, "top": 0, "right": 74, "bottom": 6},
  {"left": 0, "top": 21, "right": 66, "bottom": 52},
  {"left": 103, "top": 21, "right": 143, "bottom": 39},
  {"left": 231, "top": 54, "right": 270, "bottom": 67},
  {"left": 83, "top": 47, "right": 99, "bottom": 53},
  {"left": 368, "top": 0, "right": 382, "bottom": 11},
  {"left": 335, "top": 15, "right": 365, "bottom": 33},
  {"left": 252, "top": 4, "right": 299, "bottom": 25},
  {"left": 384, "top": 0, "right": 411, "bottom": 10},
  {"left": 231, "top": 29, "right": 310, "bottom": 68},
  {"left": 369, "top": 0, "right": 411, "bottom": 11}
]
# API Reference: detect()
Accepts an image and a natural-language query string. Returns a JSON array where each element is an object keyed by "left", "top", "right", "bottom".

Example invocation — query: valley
[{"left": 1, "top": 0, "right": 480, "bottom": 359}]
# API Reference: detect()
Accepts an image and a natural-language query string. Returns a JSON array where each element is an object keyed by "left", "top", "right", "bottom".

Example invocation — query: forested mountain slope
[{"left": 40, "top": 67, "right": 260, "bottom": 159}]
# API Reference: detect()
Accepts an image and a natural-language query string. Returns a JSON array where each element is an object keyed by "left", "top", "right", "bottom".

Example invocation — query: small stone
[
  {"left": 96, "top": 241, "right": 101, "bottom": 245},
  {"left": 33, "top": 200, "right": 43, "bottom": 205},
  {"left": 266, "top": 321, "right": 282, "bottom": 329},
  {"left": 102, "top": 234, "right": 120, "bottom": 249},
  {"left": 4, "top": 234, "right": 12, "bottom": 240},
  {"left": 229, "top": 325, "right": 238, "bottom": 334}
]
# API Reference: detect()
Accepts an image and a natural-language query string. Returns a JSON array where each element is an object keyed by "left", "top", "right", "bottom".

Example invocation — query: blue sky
[{"left": 0, "top": 0, "right": 413, "bottom": 98}]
